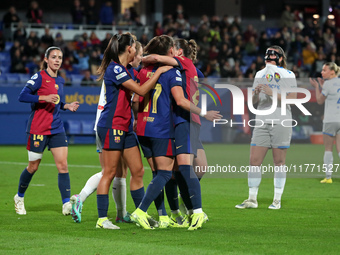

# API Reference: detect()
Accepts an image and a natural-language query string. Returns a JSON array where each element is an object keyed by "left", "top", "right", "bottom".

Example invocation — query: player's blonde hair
[{"left": 324, "top": 62, "right": 340, "bottom": 76}]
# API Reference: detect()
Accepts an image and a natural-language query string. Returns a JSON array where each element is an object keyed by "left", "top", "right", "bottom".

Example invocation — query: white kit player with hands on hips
[
  {"left": 310, "top": 62, "right": 340, "bottom": 184},
  {"left": 236, "top": 45, "right": 297, "bottom": 210}
]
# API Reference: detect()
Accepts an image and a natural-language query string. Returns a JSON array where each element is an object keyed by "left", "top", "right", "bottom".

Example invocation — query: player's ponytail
[
  {"left": 97, "top": 33, "right": 135, "bottom": 81},
  {"left": 188, "top": 39, "right": 198, "bottom": 62},
  {"left": 40, "top": 46, "right": 62, "bottom": 71},
  {"left": 174, "top": 39, "right": 197, "bottom": 62}
]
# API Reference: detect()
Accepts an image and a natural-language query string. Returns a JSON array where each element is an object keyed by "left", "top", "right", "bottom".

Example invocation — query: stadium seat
[
  {"left": 64, "top": 120, "right": 82, "bottom": 135},
  {"left": 81, "top": 120, "right": 95, "bottom": 134},
  {"left": 0, "top": 65, "right": 10, "bottom": 75},
  {"left": 70, "top": 74, "right": 84, "bottom": 87},
  {"left": 5, "top": 41, "right": 13, "bottom": 52},
  {"left": 19, "top": 74, "right": 31, "bottom": 82},
  {"left": 5, "top": 73, "right": 21, "bottom": 86},
  {"left": 266, "top": 27, "right": 280, "bottom": 38},
  {"left": 0, "top": 52, "right": 11, "bottom": 65},
  {"left": 0, "top": 74, "right": 8, "bottom": 86}
]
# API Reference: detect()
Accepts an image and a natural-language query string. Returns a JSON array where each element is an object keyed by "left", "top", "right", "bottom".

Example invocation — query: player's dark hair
[
  {"left": 144, "top": 35, "right": 174, "bottom": 56},
  {"left": 324, "top": 62, "right": 340, "bottom": 76},
  {"left": 40, "top": 46, "right": 62, "bottom": 71},
  {"left": 266, "top": 45, "right": 287, "bottom": 69},
  {"left": 174, "top": 38, "right": 198, "bottom": 61},
  {"left": 97, "top": 33, "right": 135, "bottom": 80}
]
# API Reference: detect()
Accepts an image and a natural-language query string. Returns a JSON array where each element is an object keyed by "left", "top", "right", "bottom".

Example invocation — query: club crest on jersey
[
  {"left": 31, "top": 73, "right": 38, "bottom": 79},
  {"left": 55, "top": 95, "right": 60, "bottom": 104},
  {"left": 55, "top": 84, "right": 59, "bottom": 90},
  {"left": 274, "top": 72, "right": 280, "bottom": 82},
  {"left": 114, "top": 65, "right": 123, "bottom": 74},
  {"left": 34, "top": 141, "right": 40, "bottom": 147},
  {"left": 266, "top": 74, "right": 273, "bottom": 82},
  {"left": 115, "top": 136, "right": 121, "bottom": 143}
]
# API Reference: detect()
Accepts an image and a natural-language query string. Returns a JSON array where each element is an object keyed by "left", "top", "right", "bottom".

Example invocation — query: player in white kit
[
  {"left": 310, "top": 62, "right": 340, "bottom": 184},
  {"left": 236, "top": 45, "right": 297, "bottom": 210}
]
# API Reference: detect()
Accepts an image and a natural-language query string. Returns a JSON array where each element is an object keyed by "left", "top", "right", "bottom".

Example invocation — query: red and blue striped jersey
[
  {"left": 97, "top": 62, "right": 132, "bottom": 132},
  {"left": 136, "top": 65, "right": 182, "bottom": 138},
  {"left": 19, "top": 70, "right": 66, "bottom": 135},
  {"left": 173, "top": 56, "right": 201, "bottom": 125},
  {"left": 127, "top": 64, "right": 139, "bottom": 132}
]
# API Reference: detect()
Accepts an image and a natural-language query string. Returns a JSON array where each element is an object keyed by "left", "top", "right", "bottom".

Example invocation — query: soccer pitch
[{"left": 1, "top": 144, "right": 340, "bottom": 255}]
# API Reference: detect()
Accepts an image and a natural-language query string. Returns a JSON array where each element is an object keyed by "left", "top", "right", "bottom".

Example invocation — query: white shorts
[
  {"left": 251, "top": 124, "right": 292, "bottom": 148},
  {"left": 323, "top": 122, "right": 340, "bottom": 137}
]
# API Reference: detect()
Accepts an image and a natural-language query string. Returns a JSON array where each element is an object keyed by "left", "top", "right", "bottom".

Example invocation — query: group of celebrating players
[{"left": 13, "top": 31, "right": 340, "bottom": 230}]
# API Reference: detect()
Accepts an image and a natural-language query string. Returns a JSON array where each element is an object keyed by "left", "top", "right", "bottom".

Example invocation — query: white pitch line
[{"left": 0, "top": 161, "right": 151, "bottom": 169}]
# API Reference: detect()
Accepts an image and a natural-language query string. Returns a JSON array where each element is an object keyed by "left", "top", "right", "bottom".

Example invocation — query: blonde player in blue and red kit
[
  {"left": 14, "top": 46, "right": 79, "bottom": 216},
  {"left": 94, "top": 33, "right": 172, "bottom": 229}
]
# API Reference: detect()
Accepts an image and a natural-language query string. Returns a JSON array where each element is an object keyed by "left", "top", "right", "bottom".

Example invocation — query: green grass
[{"left": 1, "top": 144, "right": 340, "bottom": 255}]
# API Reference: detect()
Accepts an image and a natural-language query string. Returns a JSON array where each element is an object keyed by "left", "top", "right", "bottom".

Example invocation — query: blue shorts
[
  {"left": 26, "top": 132, "right": 68, "bottom": 153},
  {"left": 97, "top": 127, "right": 138, "bottom": 150},
  {"left": 138, "top": 136, "right": 175, "bottom": 158},
  {"left": 174, "top": 122, "right": 201, "bottom": 157}
]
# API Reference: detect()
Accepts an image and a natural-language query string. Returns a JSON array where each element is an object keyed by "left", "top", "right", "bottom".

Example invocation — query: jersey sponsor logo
[
  {"left": 27, "top": 80, "right": 35, "bottom": 85},
  {"left": 31, "top": 74, "right": 38, "bottom": 79},
  {"left": 55, "top": 84, "right": 59, "bottom": 90},
  {"left": 176, "top": 77, "right": 182, "bottom": 81},
  {"left": 274, "top": 72, "right": 280, "bottom": 82},
  {"left": 116, "top": 72, "right": 127, "bottom": 80},
  {"left": 114, "top": 136, "right": 121, "bottom": 143},
  {"left": 266, "top": 74, "right": 273, "bottom": 82},
  {"left": 176, "top": 70, "right": 181, "bottom": 76},
  {"left": 34, "top": 141, "right": 40, "bottom": 147},
  {"left": 114, "top": 65, "right": 123, "bottom": 74}
]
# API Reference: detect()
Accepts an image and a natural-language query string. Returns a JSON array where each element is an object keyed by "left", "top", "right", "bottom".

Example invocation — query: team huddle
[{"left": 13, "top": 32, "right": 340, "bottom": 230}]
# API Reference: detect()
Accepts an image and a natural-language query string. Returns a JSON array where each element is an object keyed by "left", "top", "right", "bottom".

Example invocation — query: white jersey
[
  {"left": 253, "top": 63, "right": 297, "bottom": 123},
  {"left": 321, "top": 77, "right": 340, "bottom": 123},
  {"left": 94, "top": 81, "right": 106, "bottom": 132}
]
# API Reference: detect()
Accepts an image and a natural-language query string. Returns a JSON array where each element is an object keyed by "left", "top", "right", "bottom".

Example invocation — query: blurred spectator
[
  {"left": 23, "top": 38, "right": 39, "bottom": 60},
  {"left": 139, "top": 34, "right": 149, "bottom": 47},
  {"left": 10, "top": 40, "right": 22, "bottom": 59},
  {"left": 3, "top": 6, "right": 20, "bottom": 28},
  {"left": 100, "top": 1, "right": 114, "bottom": 25},
  {"left": 173, "top": 4, "right": 188, "bottom": 21},
  {"left": 302, "top": 42, "right": 318, "bottom": 75},
  {"left": 244, "top": 62, "right": 257, "bottom": 78},
  {"left": 100, "top": 33, "right": 112, "bottom": 53},
  {"left": 3, "top": 6, "right": 20, "bottom": 40},
  {"left": 59, "top": 69, "right": 71, "bottom": 86},
  {"left": 208, "top": 45, "right": 219, "bottom": 60},
  {"left": 243, "top": 24, "right": 257, "bottom": 43},
  {"left": 54, "top": 32, "right": 67, "bottom": 51},
  {"left": 11, "top": 48, "right": 27, "bottom": 73},
  {"left": 81, "top": 70, "right": 96, "bottom": 86},
  {"left": 89, "top": 31, "right": 101, "bottom": 47},
  {"left": 73, "top": 49, "right": 90, "bottom": 73},
  {"left": 244, "top": 36, "right": 257, "bottom": 56},
  {"left": 197, "top": 23, "right": 210, "bottom": 41},
  {"left": 89, "top": 49, "right": 101, "bottom": 74},
  {"left": 26, "top": 1, "right": 43, "bottom": 24},
  {"left": 231, "top": 16, "right": 242, "bottom": 33},
  {"left": 220, "top": 15, "right": 230, "bottom": 30},
  {"left": 85, "top": 0, "right": 99, "bottom": 25},
  {"left": 271, "top": 31, "right": 286, "bottom": 51},
  {"left": 13, "top": 22, "right": 27, "bottom": 45},
  {"left": 71, "top": 0, "right": 85, "bottom": 24},
  {"left": 129, "top": 7, "right": 138, "bottom": 23},
  {"left": 280, "top": 5, "right": 294, "bottom": 29},
  {"left": 312, "top": 52, "right": 326, "bottom": 77},
  {"left": 134, "top": 16, "right": 143, "bottom": 26},
  {"left": 153, "top": 21, "right": 164, "bottom": 36},
  {"left": 27, "top": 31, "right": 40, "bottom": 48},
  {"left": 258, "top": 31, "right": 271, "bottom": 56},
  {"left": 220, "top": 61, "right": 235, "bottom": 78},
  {"left": 208, "top": 25, "right": 221, "bottom": 45},
  {"left": 40, "top": 28, "right": 54, "bottom": 48}
]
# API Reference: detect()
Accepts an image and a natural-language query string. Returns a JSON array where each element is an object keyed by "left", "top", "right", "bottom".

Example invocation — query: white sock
[
  {"left": 248, "top": 166, "right": 261, "bottom": 201},
  {"left": 324, "top": 151, "right": 333, "bottom": 179},
  {"left": 79, "top": 172, "right": 103, "bottom": 203},
  {"left": 274, "top": 165, "right": 287, "bottom": 201},
  {"left": 112, "top": 177, "right": 127, "bottom": 219},
  {"left": 193, "top": 208, "right": 203, "bottom": 214}
]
